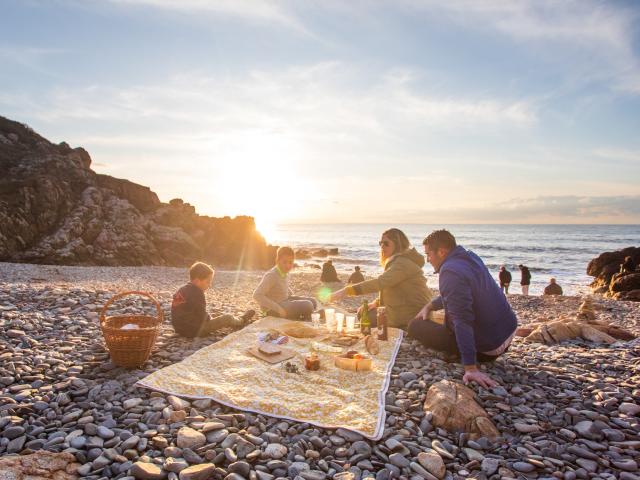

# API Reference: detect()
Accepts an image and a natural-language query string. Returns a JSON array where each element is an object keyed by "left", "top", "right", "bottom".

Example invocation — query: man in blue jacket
[{"left": 410, "top": 230, "right": 518, "bottom": 388}]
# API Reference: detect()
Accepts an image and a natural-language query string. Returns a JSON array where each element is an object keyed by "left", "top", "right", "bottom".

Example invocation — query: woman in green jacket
[{"left": 331, "top": 228, "right": 433, "bottom": 329}]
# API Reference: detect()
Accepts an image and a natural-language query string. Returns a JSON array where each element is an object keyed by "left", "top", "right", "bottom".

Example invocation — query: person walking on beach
[
  {"left": 171, "top": 262, "right": 254, "bottom": 338},
  {"left": 347, "top": 266, "right": 365, "bottom": 284},
  {"left": 253, "top": 246, "right": 318, "bottom": 320},
  {"left": 543, "top": 277, "right": 563, "bottom": 296},
  {"left": 320, "top": 260, "right": 340, "bottom": 283},
  {"left": 519, "top": 264, "right": 531, "bottom": 296},
  {"left": 498, "top": 266, "right": 512, "bottom": 294},
  {"left": 330, "top": 228, "right": 433, "bottom": 328},
  {"left": 411, "top": 230, "right": 518, "bottom": 388}
]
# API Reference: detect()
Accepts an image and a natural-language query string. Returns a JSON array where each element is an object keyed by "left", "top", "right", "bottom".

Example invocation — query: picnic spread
[{"left": 137, "top": 316, "right": 403, "bottom": 440}]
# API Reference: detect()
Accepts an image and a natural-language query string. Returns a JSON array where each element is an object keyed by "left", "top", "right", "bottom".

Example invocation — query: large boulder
[
  {"left": 610, "top": 273, "right": 640, "bottom": 293},
  {"left": 587, "top": 247, "right": 640, "bottom": 297},
  {"left": 0, "top": 115, "right": 276, "bottom": 268},
  {"left": 0, "top": 451, "right": 80, "bottom": 479},
  {"left": 423, "top": 380, "right": 500, "bottom": 439}
]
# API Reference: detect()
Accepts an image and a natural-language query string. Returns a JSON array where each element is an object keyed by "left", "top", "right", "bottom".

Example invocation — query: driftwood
[{"left": 519, "top": 298, "right": 636, "bottom": 345}]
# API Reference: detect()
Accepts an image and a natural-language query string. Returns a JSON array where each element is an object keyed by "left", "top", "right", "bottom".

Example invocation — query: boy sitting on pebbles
[
  {"left": 253, "top": 246, "right": 318, "bottom": 320},
  {"left": 171, "top": 262, "right": 254, "bottom": 338}
]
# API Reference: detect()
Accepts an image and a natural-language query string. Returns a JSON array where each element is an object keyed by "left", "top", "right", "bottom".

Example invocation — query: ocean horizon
[{"left": 266, "top": 223, "right": 640, "bottom": 296}]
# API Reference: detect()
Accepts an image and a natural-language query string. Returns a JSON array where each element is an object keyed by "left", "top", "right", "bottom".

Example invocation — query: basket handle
[{"left": 100, "top": 291, "right": 163, "bottom": 325}]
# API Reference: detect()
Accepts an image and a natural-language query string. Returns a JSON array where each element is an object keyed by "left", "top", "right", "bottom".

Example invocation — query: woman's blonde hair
[{"left": 379, "top": 228, "right": 411, "bottom": 266}]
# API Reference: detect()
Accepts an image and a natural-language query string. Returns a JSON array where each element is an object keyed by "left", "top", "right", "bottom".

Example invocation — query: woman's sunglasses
[{"left": 379, "top": 240, "right": 390, "bottom": 247}]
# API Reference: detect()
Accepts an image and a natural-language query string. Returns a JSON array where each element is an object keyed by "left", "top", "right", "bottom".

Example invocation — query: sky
[{"left": 1, "top": 0, "right": 640, "bottom": 230}]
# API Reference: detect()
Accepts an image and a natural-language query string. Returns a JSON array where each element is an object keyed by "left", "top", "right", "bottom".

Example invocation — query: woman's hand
[
  {"left": 414, "top": 302, "right": 432, "bottom": 321},
  {"left": 330, "top": 288, "right": 346, "bottom": 302},
  {"left": 357, "top": 301, "right": 377, "bottom": 315}
]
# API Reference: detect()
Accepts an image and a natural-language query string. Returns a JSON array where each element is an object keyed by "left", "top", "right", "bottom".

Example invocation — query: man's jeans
[{"left": 270, "top": 296, "right": 317, "bottom": 320}]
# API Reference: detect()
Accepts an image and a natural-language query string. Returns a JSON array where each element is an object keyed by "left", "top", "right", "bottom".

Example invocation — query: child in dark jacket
[{"left": 171, "top": 262, "right": 254, "bottom": 338}]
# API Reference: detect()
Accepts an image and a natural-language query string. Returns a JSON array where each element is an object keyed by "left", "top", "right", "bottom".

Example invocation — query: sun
[
  {"left": 255, "top": 217, "right": 279, "bottom": 243},
  {"left": 212, "top": 133, "right": 314, "bottom": 241}
]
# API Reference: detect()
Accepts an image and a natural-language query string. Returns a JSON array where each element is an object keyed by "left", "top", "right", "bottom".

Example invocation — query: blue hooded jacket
[{"left": 431, "top": 246, "right": 518, "bottom": 365}]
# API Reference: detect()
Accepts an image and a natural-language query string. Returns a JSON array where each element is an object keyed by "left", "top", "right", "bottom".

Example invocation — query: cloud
[
  {"left": 105, "top": 0, "right": 307, "bottom": 33},
  {"left": 23, "top": 63, "right": 536, "bottom": 133},
  {"left": 395, "top": 195, "right": 640, "bottom": 224},
  {"left": 0, "top": 45, "right": 67, "bottom": 76},
  {"left": 403, "top": 0, "right": 640, "bottom": 95}
]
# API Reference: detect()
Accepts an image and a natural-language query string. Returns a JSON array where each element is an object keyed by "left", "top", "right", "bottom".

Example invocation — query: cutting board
[{"left": 246, "top": 346, "right": 296, "bottom": 364}]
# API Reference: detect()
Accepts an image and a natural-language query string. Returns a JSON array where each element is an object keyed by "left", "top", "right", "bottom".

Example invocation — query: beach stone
[
  {"left": 288, "top": 461, "right": 310, "bottom": 478},
  {"left": 514, "top": 423, "right": 540, "bottom": 433},
  {"left": 164, "top": 458, "right": 189, "bottom": 473},
  {"left": 265, "top": 443, "right": 288, "bottom": 459},
  {"left": 399, "top": 372, "right": 418, "bottom": 382},
  {"left": 177, "top": 427, "right": 206, "bottom": 450},
  {"left": 202, "top": 421, "right": 225, "bottom": 433},
  {"left": 336, "top": 428, "right": 363, "bottom": 442},
  {"left": 574, "top": 420, "right": 600, "bottom": 439},
  {"left": 351, "top": 440, "right": 372, "bottom": 457},
  {"left": 131, "top": 461, "right": 168, "bottom": 479},
  {"left": 7, "top": 435, "right": 26, "bottom": 453},
  {"left": 178, "top": 464, "right": 216, "bottom": 480},
  {"left": 228, "top": 461, "right": 251, "bottom": 477},
  {"left": 124, "top": 398, "right": 143, "bottom": 409},
  {"left": 417, "top": 451, "right": 446, "bottom": 479},
  {"left": 481, "top": 458, "right": 500, "bottom": 476},
  {"left": 3, "top": 425, "right": 26, "bottom": 439},
  {"left": 613, "top": 460, "right": 638, "bottom": 472},
  {"left": 575, "top": 458, "right": 598, "bottom": 473},
  {"left": 410, "top": 461, "right": 437, "bottom": 480},
  {"left": 98, "top": 425, "right": 116, "bottom": 439},
  {"left": 619, "top": 403, "right": 640, "bottom": 416},
  {"left": 423, "top": 380, "right": 499, "bottom": 439},
  {"left": 389, "top": 453, "right": 410, "bottom": 468},
  {"left": 513, "top": 462, "right": 536, "bottom": 473}
]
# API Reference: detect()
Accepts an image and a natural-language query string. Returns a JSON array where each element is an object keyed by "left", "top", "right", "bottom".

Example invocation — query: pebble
[
  {"left": 0, "top": 267, "right": 639, "bottom": 480},
  {"left": 130, "top": 461, "right": 167, "bottom": 479},
  {"left": 513, "top": 462, "right": 536, "bottom": 473},
  {"left": 178, "top": 464, "right": 216, "bottom": 480}
]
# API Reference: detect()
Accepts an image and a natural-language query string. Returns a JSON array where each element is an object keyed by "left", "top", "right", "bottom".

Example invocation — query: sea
[{"left": 266, "top": 224, "right": 640, "bottom": 296}]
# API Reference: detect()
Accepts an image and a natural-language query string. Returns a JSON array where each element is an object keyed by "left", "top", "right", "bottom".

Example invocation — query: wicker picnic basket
[{"left": 100, "top": 291, "right": 163, "bottom": 368}]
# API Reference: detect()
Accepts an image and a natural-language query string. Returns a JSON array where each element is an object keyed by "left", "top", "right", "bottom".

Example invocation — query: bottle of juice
[{"left": 360, "top": 299, "right": 371, "bottom": 335}]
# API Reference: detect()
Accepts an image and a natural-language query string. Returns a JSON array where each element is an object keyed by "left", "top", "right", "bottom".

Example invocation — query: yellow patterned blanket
[{"left": 137, "top": 316, "right": 403, "bottom": 439}]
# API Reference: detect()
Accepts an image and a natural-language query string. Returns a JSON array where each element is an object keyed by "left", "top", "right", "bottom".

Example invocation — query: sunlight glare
[{"left": 215, "top": 133, "right": 314, "bottom": 242}]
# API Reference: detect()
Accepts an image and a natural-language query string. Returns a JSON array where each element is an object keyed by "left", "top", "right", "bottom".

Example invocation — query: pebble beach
[{"left": 1, "top": 262, "right": 639, "bottom": 480}]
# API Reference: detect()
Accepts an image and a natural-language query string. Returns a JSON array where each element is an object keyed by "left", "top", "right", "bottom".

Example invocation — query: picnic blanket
[{"left": 137, "top": 316, "right": 403, "bottom": 439}]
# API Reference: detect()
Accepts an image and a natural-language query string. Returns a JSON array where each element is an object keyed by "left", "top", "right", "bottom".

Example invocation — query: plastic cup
[
  {"left": 325, "top": 308, "right": 335, "bottom": 332},
  {"left": 311, "top": 312, "right": 321, "bottom": 328},
  {"left": 346, "top": 315, "right": 356, "bottom": 332},
  {"left": 336, "top": 312, "right": 345, "bottom": 333}
]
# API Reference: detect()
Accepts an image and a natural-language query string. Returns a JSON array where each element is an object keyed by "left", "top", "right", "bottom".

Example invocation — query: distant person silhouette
[
  {"left": 347, "top": 266, "right": 365, "bottom": 284},
  {"left": 543, "top": 278, "right": 563, "bottom": 296},
  {"left": 320, "top": 260, "right": 339, "bottom": 283},
  {"left": 498, "top": 266, "right": 512, "bottom": 294},
  {"left": 519, "top": 264, "right": 531, "bottom": 295},
  {"left": 621, "top": 256, "right": 637, "bottom": 274}
]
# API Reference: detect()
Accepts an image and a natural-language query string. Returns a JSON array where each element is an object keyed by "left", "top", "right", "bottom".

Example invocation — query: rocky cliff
[
  {"left": 0, "top": 116, "right": 277, "bottom": 268},
  {"left": 587, "top": 247, "right": 640, "bottom": 301}
]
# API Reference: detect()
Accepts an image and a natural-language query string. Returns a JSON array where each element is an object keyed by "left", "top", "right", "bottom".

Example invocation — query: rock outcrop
[
  {"left": 0, "top": 451, "right": 79, "bottom": 479},
  {"left": 0, "top": 116, "right": 276, "bottom": 268},
  {"left": 587, "top": 247, "right": 640, "bottom": 301}
]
